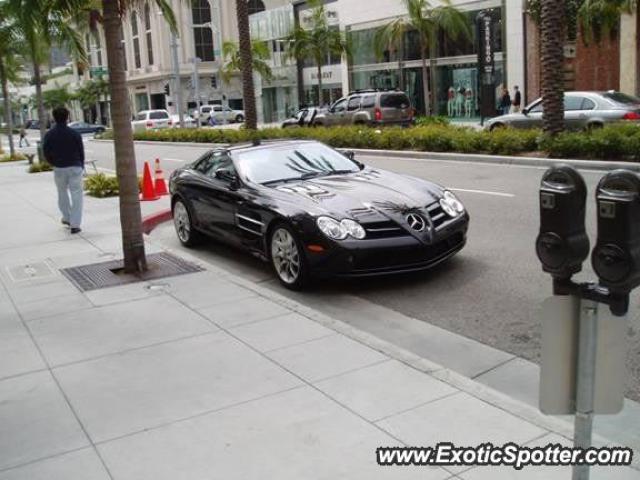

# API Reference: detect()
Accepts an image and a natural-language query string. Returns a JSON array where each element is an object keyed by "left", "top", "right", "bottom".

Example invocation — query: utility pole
[
  {"left": 193, "top": 56, "right": 201, "bottom": 121},
  {"left": 211, "top": 0, "right": 227, "bottom": 125},
  {"left": 170, "top": 32, "right": 184, "bottom": 127}
]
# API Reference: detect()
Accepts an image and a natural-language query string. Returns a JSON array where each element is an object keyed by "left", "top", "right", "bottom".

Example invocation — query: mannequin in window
[
  {"left": 454, "top": 83, "right": 464, "bottom": 117},
  {"left": 447, "top": 86, "right": 455, "bottom": 117},
  {"left": 464, "top": 83, "right": 473, "bottom": 118}
]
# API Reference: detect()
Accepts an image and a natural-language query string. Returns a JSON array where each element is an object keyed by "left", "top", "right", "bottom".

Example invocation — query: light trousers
[{"left": 53, "top": 166, "right": 83, "bottom": 228}]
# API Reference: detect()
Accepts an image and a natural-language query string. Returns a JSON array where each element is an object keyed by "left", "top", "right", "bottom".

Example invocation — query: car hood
[{"left": 265, "top": 168, "right": 444, "bottom": 219}]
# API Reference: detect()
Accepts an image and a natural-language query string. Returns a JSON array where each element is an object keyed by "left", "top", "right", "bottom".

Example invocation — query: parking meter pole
[{"left": 572, "top": 299, "right": 598, "bottom": 480}]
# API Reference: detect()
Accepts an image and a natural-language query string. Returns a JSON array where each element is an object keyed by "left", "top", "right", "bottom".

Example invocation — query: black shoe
[
  {"left": 61, "top": 219, "right": 70, "bottom": 226},
  {"left": 70, "top": 227, "right": 82, "bottom": 234}
]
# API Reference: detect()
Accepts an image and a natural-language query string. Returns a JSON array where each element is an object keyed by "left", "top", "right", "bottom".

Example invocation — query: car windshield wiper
[
  {"left": 320, "top": 169, "right": 357, "bottom": 177},
  {"left": 262, "top": 172, "right": 323, "bottom": 186}
]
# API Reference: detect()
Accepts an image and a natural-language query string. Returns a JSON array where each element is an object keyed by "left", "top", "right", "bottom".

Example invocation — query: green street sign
[{"left": 90, "top": 67, "right": 108, "bottom": 78}]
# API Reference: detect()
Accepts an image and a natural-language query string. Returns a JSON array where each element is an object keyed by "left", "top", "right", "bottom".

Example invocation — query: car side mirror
[
  {"left": 522, "top": 108, "right": 529, "bottom": 116},
  {"left": 344, "top": 150, "right": 355, "bottom": 160},
  {"left": 215, "top": 168, "right": 239, "bottom": 187}
]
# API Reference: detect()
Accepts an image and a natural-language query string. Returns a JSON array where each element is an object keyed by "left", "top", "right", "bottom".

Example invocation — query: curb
[
  {"left": 142, "top": 208, "right": 172, "bottom": 235},
  {"left": 149, "top": 237, "right": 639, "bottom": 471},
  {"left": 91, "top": 138, "right": 640, "bottom": 171}
]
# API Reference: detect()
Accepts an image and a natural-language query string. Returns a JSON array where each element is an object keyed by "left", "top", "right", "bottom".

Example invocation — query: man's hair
[
  {"left": 514, "top": 86, "right": 519, "bottom": 89},
  {"left": 52, "top": 107, "right": 70, "bottom": 124}
]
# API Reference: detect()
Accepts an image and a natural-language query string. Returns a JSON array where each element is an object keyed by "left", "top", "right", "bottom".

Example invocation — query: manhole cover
[
  {"left": 7, "top": 262, "right": 56, "bottom": 282},
  {"left": 61, "top": 252, "right": 204, "bottom": 292}
]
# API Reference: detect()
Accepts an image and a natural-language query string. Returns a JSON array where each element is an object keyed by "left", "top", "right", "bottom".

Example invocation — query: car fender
[{"left": 352, "top": 112, "right": 370, "bottom": 124}]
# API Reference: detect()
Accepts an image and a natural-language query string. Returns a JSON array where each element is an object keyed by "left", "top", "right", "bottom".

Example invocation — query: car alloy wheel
[
  {"left": 270, "top": 226, "right": 308, "bottom": 289},
  {"left": 236, "top": 115, "right": 244, "bottom": 123},
  {"left": 173, "top": 200, "right": 199, "bottom": 247}
]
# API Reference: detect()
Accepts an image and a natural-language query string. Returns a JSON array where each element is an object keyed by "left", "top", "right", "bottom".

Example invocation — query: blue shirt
[{"left": 43, "top": 123, "right": 85, "bottom": 168}]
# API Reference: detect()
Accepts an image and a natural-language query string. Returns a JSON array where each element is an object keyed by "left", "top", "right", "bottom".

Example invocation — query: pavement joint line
[
  {"left": 0, "top": 446, "right": 97, "bottom": 476},
  {"left": 371, "top": 390, "right": 461, "bottom": 424},
  {"left": 261, "top": 332, "right": 339, "bottom": 355},
  {"left": 49, "top": 330, "right": 220, "bottom": 372},
  {"left": 161, "top": 245, "right": 640, "bottom": 471},
  {"left": 0, "top": 263, "right": 117, "bottom": 479},
  {"left": 304, "top": 358, "right": 392, "bottom": 384},
  {"left": 470, "top": 356, "right": 519, "bottom": 380},
  {"left": 0, "top": 366, "right": 49, "bottom": 384},
  {"left": 163, "top": 288, "right": 417, "bottom": 454},
  {"left": 197, "top": 305, "right": 298, "bottom": 330}
]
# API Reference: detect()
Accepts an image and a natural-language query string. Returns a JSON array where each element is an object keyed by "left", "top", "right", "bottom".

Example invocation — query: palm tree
[
  {"left": 373, "top": 18, "right": 407, "bottom": 92},
  {"left": 42, "top": 84, "right": 73, "bottom": 109},
  {"left": 285, "top": 0, "right": 349, "bottom": 107},
  {"left": 578, "top": 0, "right": 635, "bottom": 44},
  {"left": 377, "top": 0, "right": 470, "bottom": 116},
  {"left": 220, "top": 40, "right": 274, "bottom": 84},
  {"left": 0, "top": 9, "right": 22, "bottom": 156},
  {"left": 236, "top": 0, "right": 258, "bottom": 130},
  {"left": 6, "top": 0, "right": 86, "bottom": 141},
  {"left": 539, "top": 0, "right": 565, "bottom": 135}
]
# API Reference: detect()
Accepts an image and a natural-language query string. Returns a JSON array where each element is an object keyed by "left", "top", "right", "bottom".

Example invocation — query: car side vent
[{"left": 427, "top": 201, "right": 448, "bottom": 230}]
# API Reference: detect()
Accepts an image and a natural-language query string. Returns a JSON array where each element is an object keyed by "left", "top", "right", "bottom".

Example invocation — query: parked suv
[
  {"left": 131, "top": 110, "right": 172, "bottom": 131},
  {"left": 485, "top": 91, "right": 640, "bottom": 131},
  {"left": 313, "top": 90, "right": 413, "bottom": 127},
  {"left": 197, "top": 105, "right": 245, "bottom": 125}
]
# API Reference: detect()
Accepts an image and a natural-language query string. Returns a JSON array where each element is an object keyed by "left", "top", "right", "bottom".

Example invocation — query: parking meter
[
  {"left": 591, "top": 170, "right": 640, "bottom": 312},
  {"left": 536, "top": 165, "right": 590, "bottom": 281}
]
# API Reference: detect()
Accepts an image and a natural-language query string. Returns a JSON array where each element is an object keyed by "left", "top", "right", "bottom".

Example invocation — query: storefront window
[{"left": 303, "top": 86, "right": 342, "bottom": 107}]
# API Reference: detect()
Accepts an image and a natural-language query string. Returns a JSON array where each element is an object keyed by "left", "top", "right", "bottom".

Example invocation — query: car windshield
[
  {"left": 135, "top": 113, "right": 147, "bottom": 121},
  {"left": 236, "top": 143, "right": 360, "bottom": 185},
  {"left": 602, "top": 92, "right": 640, "bottom": 106}
]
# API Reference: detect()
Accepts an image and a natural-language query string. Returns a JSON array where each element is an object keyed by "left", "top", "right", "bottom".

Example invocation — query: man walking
[
  {"left": 512, "top": 85, "right": 522, "bottom": 113},
  {"left": 19, "top": 127, "right": 29, "bottom": 147},
  {"left": 43, "top": 107, "right": 85, "bottom": 234}
]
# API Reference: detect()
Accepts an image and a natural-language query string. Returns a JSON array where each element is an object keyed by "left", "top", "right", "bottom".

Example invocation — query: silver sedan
[{"left": 485, "top": 91, "right": 640, "bottom": 131}]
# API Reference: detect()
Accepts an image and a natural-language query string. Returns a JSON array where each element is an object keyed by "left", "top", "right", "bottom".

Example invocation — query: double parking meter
[
  {"left": 536, "top": 166, "right": 590, "bottom": 281},
  {"left": 592, "top": 170, "right": 640, "bottom": 311}
]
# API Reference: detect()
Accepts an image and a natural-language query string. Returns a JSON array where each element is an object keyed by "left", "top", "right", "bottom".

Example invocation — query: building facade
[{"left": 250, "top": 0, "right": 528, "bottom": 122}]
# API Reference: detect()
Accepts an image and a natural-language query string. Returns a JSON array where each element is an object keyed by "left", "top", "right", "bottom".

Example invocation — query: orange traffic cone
[
  {"left": 140, "top": 161, "right": 159, "bottom": 201},
  {"left": 154, "top": 158, "right": 169, "bottom": 196}
]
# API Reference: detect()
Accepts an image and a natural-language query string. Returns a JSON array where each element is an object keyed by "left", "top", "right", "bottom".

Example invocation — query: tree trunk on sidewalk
[
  {"left": 103, "top": 0, "right": 147, "bottom": 273},
  {"left": 236, "top": 0, "right": 257, "bottom": 130},
  {"left": 428, "top": 38, "right": 438, "bottom": 116},
  {"left": 32, "top": 61, "right": 47, "bottom": 142},
  {"left": 0, "top": 59, "right": 16, "bottom": 156},
  {"left": 317, "top": 64, "right": 323, "bottom": 106},
  {"left": 540, "top": 0, "right": 565, "bottom": 135}
]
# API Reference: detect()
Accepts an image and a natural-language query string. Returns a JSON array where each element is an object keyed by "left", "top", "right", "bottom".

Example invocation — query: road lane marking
[
  {"left": 450, "top": 188, "right": 514, "bottom": 198},
  {"left": 162, "top": 158, "right": 189, "bottom": 162}
]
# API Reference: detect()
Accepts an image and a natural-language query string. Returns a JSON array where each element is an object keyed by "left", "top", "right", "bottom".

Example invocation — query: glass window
[
  {"left": 581, "top": 98, "right": 596, "bottom": 110},
  {"left": 332, "top": 98, "right": 347, "bottom": 112},
  {"left": 193, "top": 27, "right": 215, "bottom": 62},
  {"left": 248, "top": 0, "right": 265, "bottom": 15},
  {"left": 361, "top": 95, "right": 376, "bottom": 108},
  {"left": 136, "top": 112, "right": 147, "bottom": 121},
  {"left": 348, "top": 28, "right": 378, "bottom": 65},
  {"left": 564, "top": 96, "right": 585, "bottom": 111},
  {"left": 149, "top": 111, "right": 168, "bottom": 119},
  {"left": 347, "top": 96, "right": 361, "bottom": 111},
  {"left": 602, "top": 92, "right": 640, "bottom": 105},
  {"left": 192, "top": 0, "right": 211, "bottom": 25},
  {"left": 529, "top": 102, "right": 543, "bottom": 113},
  {"left": 131, "top": 12, "right": 141, "bottom": 68},
  {"left": 236, "top": 143, "right": 359, "bottom": 184},
  {"left": 380, "top": 93, "right": 410, "bottom": 108},
  {"left": 144, "top": 3, "right": 154, "bottom": 65}
]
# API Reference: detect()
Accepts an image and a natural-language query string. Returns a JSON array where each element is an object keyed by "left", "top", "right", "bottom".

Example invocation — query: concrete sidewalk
[{"left": 0, "top": 161, "right": 637, "bottom": 479}]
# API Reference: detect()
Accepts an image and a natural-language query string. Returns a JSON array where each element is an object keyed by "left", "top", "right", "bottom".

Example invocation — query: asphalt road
[{"left": 85, "top": 138, "right": 640, "bottom": 402}]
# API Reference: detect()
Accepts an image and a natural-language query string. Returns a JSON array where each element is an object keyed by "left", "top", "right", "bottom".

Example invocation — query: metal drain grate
[{"left": 61, "top": 252, "right": 204, "bottom": 292}]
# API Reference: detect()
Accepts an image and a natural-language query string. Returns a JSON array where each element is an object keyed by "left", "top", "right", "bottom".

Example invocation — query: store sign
[
  {"left": 476, "top": 10, "right": 495, "bottom": 84},
  {"left": 302, "top": 65, "right": 342, "bottom": 85}
]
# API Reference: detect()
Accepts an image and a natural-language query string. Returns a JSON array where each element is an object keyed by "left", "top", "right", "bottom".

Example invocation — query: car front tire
[
  {"left": 269, "top": 223, "right": 309, "bottom": 290},
  {"left": 173, "top": 199, "right": 201, "bottom": 247},
  {"left": 235, "top": 114, "right": 245, "bottom": 123}
]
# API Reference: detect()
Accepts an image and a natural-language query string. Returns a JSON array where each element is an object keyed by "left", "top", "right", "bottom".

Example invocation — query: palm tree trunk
[
  {"left": 398, "top": 41, "right": 405, "bottom": 92},
  {"left": 0, "top": 59, "right": 16, "bottom": 156},
  {"left": 236, "top": 0, "right": 257, "bottom": 130},
  {"left": 420, "top": 45, "right": 430, "bottom": 115},
  {"left": 540, "top": 0, "right": 565, "bottom": 135},
  {"left": 317, "top": 65, "right": 323, "bottom": 106},
  {"left": 428, "top": 38, "right": 438, "bottom": 116},
  {"left": 32, "top": 62, "right": 47, "bottom": 142},
  {"left": 103, "top": 0, "right": 147, "bottom": 273}
]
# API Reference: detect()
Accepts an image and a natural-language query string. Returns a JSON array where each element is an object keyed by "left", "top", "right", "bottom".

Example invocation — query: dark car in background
[
  {"left": 485, "top": 91, "right": 640, "bottom": 131},
  {"left": 68, "top": 121, "right": 106, "bottom": 134},
  {"left": 313, "top": 89, "right": 414, "bottom": 127},
  {"left": 169, "top": 140, "right": 468, "bottom": 289}
]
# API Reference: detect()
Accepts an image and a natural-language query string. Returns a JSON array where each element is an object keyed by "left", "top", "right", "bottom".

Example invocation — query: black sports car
[{"left": 169, "top": 140, "right": 469, "bottom": 289}]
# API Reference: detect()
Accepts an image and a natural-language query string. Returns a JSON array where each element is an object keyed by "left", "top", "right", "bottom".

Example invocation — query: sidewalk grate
[{"left": 61, "top": 252, "right": 204, "bottom": 292}]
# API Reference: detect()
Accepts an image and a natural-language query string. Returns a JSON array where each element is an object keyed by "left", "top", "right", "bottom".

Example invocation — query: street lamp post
[
  {"left": 210, "top": 0, "right": 227, "bottom": 125},
  {"left": 170, "top": 31, "right": 184, "bottom": 128}
]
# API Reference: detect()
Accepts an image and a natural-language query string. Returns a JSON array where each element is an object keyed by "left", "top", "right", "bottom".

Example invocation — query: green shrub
[
  {"left": 84, "top": 173, "right": 120, "bottom": 197},
  {"left": 1, "top": 152, "right": 27, "bottom": 162},
  {"left": 28, "top": 161, "right": 53, "bottom": 173},
  {"left": 127, "top": 123, "right": 640, "bottom": 161},
  {"left": 413, "top": 116, "right": 450, "bottom": 127}
]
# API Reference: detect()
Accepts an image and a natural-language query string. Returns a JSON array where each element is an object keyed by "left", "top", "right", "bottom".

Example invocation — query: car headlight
[
  {"left": 316, "top": 217, "right": 366, "bottom": 240},
  {"left": 440, "top": 190, "right": 465, "bottom": 217},
  {"left": 341, "top": 219, "right": 366, "bottom": 239}
]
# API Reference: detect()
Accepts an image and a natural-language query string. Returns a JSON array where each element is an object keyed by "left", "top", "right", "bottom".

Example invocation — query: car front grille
[
  {"left": 426, "top": 201, "right": 448, "bottom": 230},
  {"left": 362, "top": 220, "right": 409, "bottom": 239}
]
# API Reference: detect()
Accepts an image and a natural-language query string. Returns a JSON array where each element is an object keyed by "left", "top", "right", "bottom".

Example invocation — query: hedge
[{"left": 100, "top": 124, "right": 640, "bottom": 161}]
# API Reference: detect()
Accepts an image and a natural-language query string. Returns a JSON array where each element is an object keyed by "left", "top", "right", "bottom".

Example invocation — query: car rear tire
[
  {"left": 173, "top": 199, "right": 201, "bottom": 247},
  {"left": 586, "top": 122, "right": 603, "bottom": 131},
  {"left": 489, "top": 123, "right": 505, "bottom": 131},
  {"left": 269, "top": 223, "right": 309, "bottom": 290},
  {"left": 235, "top": 115, "right": 245, "bottom": 123}
]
